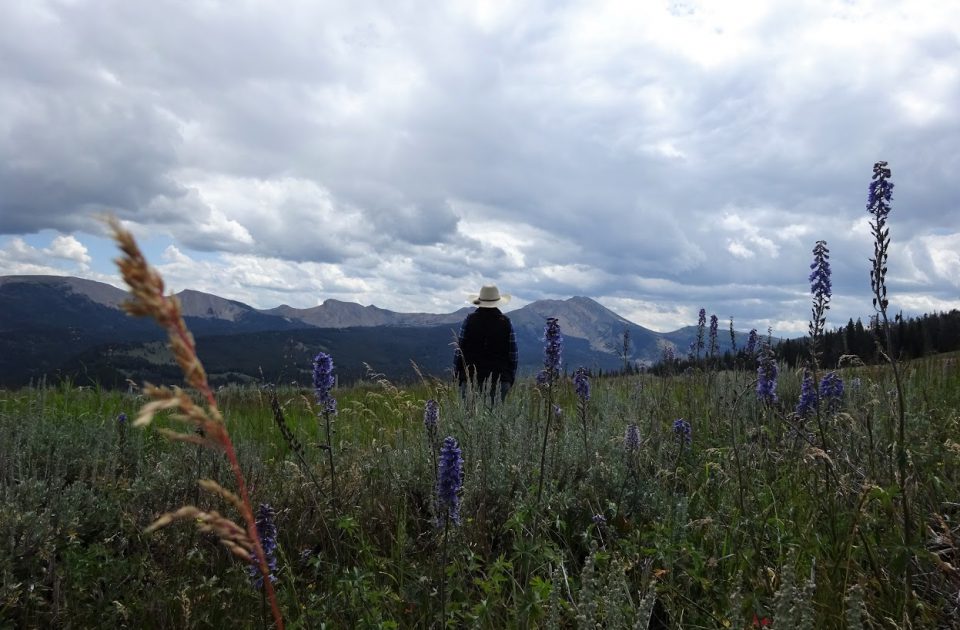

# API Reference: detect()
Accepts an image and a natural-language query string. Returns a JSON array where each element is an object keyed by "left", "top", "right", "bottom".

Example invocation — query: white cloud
[
  {"left": 922, "top": 233, "right": 960, "bottom": 288},
  {"left": 0, "top": 235, "right": 95, "bottom": 276},
  {"left": 1, "top": 0, "right": 959, "bottom": 330},
  {"left": 44, "top": 235, "right": 91, "bottom": 265},
  {"left": 727, "top": 240, "right": 755, "bottom": 259}
]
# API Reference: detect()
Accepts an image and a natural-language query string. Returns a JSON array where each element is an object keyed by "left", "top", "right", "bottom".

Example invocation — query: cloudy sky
[{"left": 1, "top": 0, "right": 958, "bottom": 334}]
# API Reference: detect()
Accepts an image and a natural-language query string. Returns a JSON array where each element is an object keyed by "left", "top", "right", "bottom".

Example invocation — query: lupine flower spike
[
  {"left": 867, "top": 161, "right": 893, "bottom": 315},
  {"left": 673, "top": 418, "right": 692, "bottom": 446},
  {"left": 313, "top": 351, "right": 339, "bottom": 503},
  {"left": 537, "top": 317, "right": 563, "bottom": 505},
  {"left": 696, "top": 308, "right": 706, "bottom": 360},
  {"left": 248, "top": 504, "right": 278, "bottom": 590},
  {"left": 708, "top": 314, "right": 719, "bottom": 358},
  {"left": 436, "top": 436, "right": 464, "bottom": 526},
  {"left": 424, "top": 399, "right": 440, "bottom": 448},
  {"left": 624, "top": 424, "right": 641, "bottom": 453},
  {"left": 796, "top": 369, "right": 818, "bottom": 417},
  {"left": 819, "top": 371, "right": 844, "bottom": 412},
  {"left": 573, "top": 367, "right": 590, "bottom": 402},
  {"left": 809, "top": 240, "right": 832, "bottom": 362},
  {"left": 746, "top": 329, "right": 758, "bottom": 357},
  {"left": 757, "top": 345, "right": 779, "bottom": 405},
  {"left": 312, "top": 352, "right": 337, "bottom": 415},
  {"left": 574, "top": 366, "right": 591, "bottom": 457},
  {"left": 542, "top": 317, "right": 563, "bottom": 384}
]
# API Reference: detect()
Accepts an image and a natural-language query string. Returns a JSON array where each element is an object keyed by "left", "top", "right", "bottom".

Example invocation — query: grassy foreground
[{"left": 2, "top": 355, "right": 959, "bottom": 629}]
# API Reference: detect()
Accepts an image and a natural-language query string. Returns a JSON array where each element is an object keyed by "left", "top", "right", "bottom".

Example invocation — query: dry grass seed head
[{"left": 145, "top": 506, "right": 254, "bottom": 562}]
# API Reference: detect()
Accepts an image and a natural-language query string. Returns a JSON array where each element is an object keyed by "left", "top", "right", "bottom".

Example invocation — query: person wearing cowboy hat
[{"left": 454, "top": 284, "right": 519, "bottom": 403}]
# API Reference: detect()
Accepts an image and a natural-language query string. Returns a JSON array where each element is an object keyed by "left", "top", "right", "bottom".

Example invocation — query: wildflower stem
[
  {"left": 323, "top": 409, "right": 337, "bottom": 506},
  {"left": 439, "top": 514, "right": 449, "bottom": 627},
  {"left": 866, "top": 161, "right": 913, "bottom": 618},
  {"left": 535, "top": 384, "right": 553, "bottom": 508}
]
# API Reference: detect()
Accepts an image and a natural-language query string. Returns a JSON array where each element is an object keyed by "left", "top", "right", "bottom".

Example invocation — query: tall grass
[{"left": 2, "top": 354, "right": 959, "bottom": 627}]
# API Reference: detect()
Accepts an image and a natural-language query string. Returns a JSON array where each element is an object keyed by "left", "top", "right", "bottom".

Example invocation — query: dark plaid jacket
[{"left": 453, "top": 308, "right": 518, "bottom": 386}]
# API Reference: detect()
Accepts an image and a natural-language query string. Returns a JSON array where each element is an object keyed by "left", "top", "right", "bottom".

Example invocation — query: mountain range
[{"left": 0, "top": 275, "right": 733, "bottom": 388}]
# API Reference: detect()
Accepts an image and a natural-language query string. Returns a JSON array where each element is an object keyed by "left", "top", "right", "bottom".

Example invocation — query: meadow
[
  {"left": 2, "top": 163, "right": 959, "bottom": 629},
  {"left": 2, "top": 350, "right": 959, "bottom": 628}
]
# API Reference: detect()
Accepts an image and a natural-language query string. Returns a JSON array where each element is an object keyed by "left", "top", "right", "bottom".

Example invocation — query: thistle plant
[
  {"left": 313, "top": 352, "right": 338, "bottom": 503},
  {"left": 107, "top": 217, "right": 283, "bottom": 628},
  {"left": 866, "top": 161, "right": 913, "bottom": 613}
]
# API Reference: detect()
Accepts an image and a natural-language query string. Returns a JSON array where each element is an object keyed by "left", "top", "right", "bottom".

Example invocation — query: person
[{"left": 454, "top": 284, "right": 518, "bottom": 403}]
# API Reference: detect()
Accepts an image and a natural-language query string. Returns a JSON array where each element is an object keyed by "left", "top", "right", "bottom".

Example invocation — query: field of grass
[{"left": 2, "top": 352, "right": 959, "bottom": 628}]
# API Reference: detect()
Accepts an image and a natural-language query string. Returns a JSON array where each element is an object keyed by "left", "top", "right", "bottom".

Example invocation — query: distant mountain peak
[{"left": 174, "top": 289, "right": 255, "bottom": 321}]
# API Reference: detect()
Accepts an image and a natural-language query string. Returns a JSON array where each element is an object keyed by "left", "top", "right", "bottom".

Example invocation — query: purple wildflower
[
  {"left": 436, "top": 436, "right": 464, "bottom": 526},
  {"left": 542, "top": 317, "right": 563, "bottom": 382},
  {"left": 573, "top": 367, "right": 590, "bottom": 402},
  {"left": 867, "top": 161, "right": 893, "bottom": 319},
  {"left": 708, "top": 314, "right": 719, "bottom": 357},
  {"left": 810, "top": 241, "right": 832, "bottom": 302},
  {"left": 248, "top": 503, "right": 278, "bottom": 589},
  {"left": 819, "top": 371, "right": 844, "bottom": 411},
  {"left": 424, "top": 399, "right": 439, "bottom": 444},
  {"left": 312, "top": 352, "right": 337, "bottom": 415},
  {"left": 696, "top": 308, "right": 706, "bottom": 359},
  {"left": 756, "top": 346, "right": 778, "bottom": 404},
  {"left": 867, "top": 161, "right": 894, "bottom": 314},
  {"left": 592, "top": 513, "right": 607, "bottom": 526},
  {"left": 661, "top": 344, "right": 676, "bottom": 366},
  {"left": 867, "top": 160, "right": 894, "bottom": 222},
  {"left": 808, "top": 240, "right": 832, "bottom": 347},
  {"left": 624, "top": 423, "right": 640, "bottom": 452},
  {"left": 673, "top": 418, "right": 692, "bottom": 446},
  {"left": 795, "top": 369, "right": 818, "bottom": 417},
  {"left": 746, "top": 329, "right": 759, "bottom": 356},
  {"left": 117, "top": 412, "right": 128, "bottom": 425}
]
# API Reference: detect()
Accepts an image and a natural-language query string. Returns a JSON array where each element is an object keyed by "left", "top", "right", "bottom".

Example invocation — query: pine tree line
[{"left": 777, "top": 309, "right": 960, "bottom": 369}]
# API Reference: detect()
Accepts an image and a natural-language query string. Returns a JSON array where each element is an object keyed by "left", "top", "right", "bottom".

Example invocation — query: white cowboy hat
[{"left": 469, "top": 284, "right": 511, "bottom": 308}]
